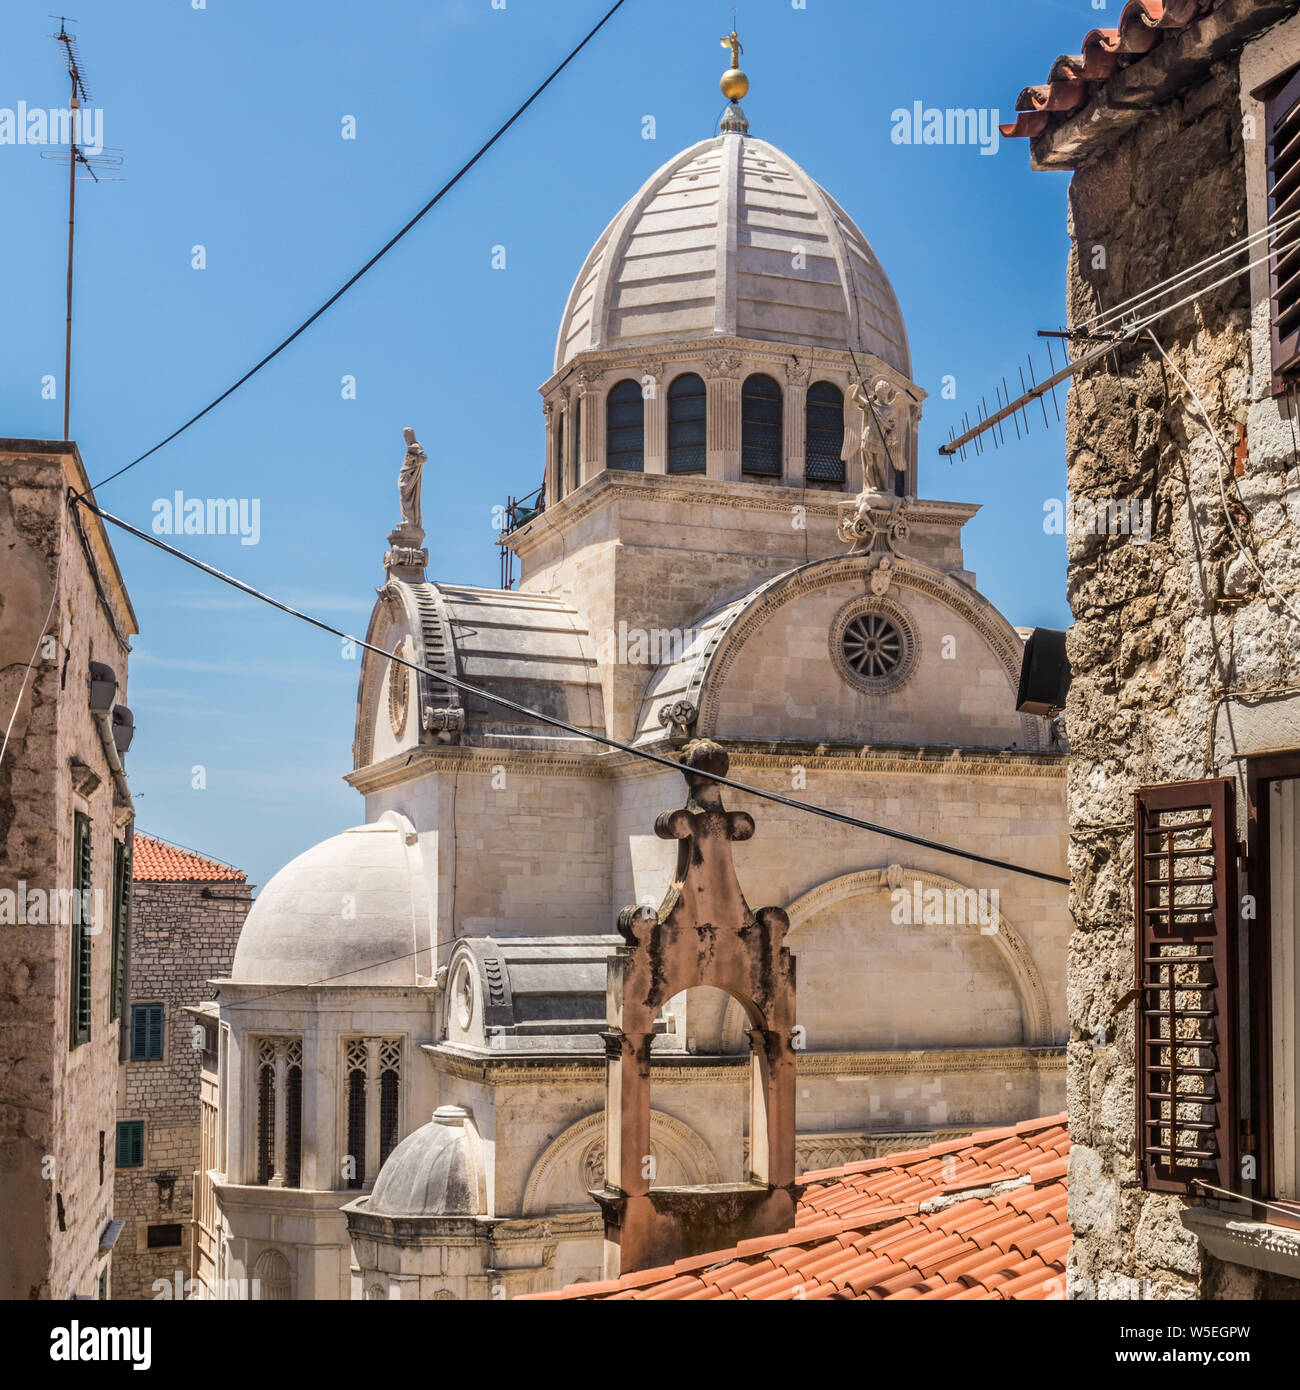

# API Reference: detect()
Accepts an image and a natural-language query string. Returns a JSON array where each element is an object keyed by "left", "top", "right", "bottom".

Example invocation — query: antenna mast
[{"left": 44, "top": 18, "right": 121, "bottom": 443}]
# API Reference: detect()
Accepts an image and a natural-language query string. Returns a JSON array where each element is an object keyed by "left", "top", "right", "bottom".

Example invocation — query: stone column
[
  {"left": 705, "top": 352, "right": 743, "bottom": 483},
  {"left": 784, "top": 366, "right": 809, "bottom": 487},
  {"left": 642, "top": 361, "right": 666, "bottom": 474},
  {"left": 541, "top": 400, "right": 556, "bottom": 505},
  {"left": 268, "top": 1039, "right": 288, "bottom": 1188},
  {"left": 363, "top": 1036, "right": 382, "bottom": 1190},
  {"left": 576, "top": 368, "right": 603, "bottom": 485}
]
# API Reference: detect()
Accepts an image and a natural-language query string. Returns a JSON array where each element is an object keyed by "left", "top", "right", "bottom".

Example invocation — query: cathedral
[{"left": 202, "top": 50, "right": 1069, "bottom": 1301}]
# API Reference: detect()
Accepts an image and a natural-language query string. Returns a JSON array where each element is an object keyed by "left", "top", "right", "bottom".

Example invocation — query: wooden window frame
[
  {"left": 70, "top": 813, "right": 93, "bottom": 1049},
  {"left": 1245, "top": 748, "right": 1300, "bottom": 1227},
  {"left": 1134, "top": 778, "right": 1239, "bottom": 1194},
  {"left": 1260, "top": 64, "right": 1300, "bottom": 392}
]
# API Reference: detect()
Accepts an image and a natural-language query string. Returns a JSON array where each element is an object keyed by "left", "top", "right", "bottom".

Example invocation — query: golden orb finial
[{"left": 719, "top": 25, "right": 748, "bottom": 102}]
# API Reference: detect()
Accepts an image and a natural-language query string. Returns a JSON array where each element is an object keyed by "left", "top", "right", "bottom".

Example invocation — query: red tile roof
[
  {"left": 1000, "top": 1, "right": 1214, "bottom": 140},
  {"left": 523, "top": 1114, "right": 1071, "bottom": 1301},
  {"left": 132, "top": 833, "right": 247, "bottom": 883}
]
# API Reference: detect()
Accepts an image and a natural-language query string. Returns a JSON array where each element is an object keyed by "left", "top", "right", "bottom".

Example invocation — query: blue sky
[{"left": 1, "top": 0, "right": 1081, "bottom": 889}]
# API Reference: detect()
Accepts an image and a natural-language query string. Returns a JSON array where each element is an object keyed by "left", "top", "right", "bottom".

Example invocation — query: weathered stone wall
[
  {"left": 1063, "top": 59, "right": 1300, "bottom": 1298},
  {"left": 0, "top": 442, "right": 135, "bottom": 1299},
  {"left": 111, "top": 879, "right": 248, "bottom": 1300}
]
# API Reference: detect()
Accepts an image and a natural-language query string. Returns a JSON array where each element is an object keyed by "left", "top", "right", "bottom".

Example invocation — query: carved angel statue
[
  {"left": 842, "top": 381, "right": 900, "bottom": 498},
  {"left": 398, "top": 427, "right": 427, "bottom": 532}
]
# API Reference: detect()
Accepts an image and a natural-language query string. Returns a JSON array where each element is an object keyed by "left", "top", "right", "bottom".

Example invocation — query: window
[
  {"left": 147, "top": 1224, "right": 182, "bottom": 1249},
  {"left": 1265, "top": 67, "right": 1300, "bottom": 386},
  {"left": 110, "top": 838, "right": 130, "bottom": 1022},
  {"left": 606, "top": 379, "right": 644, "bottom": 471},
  {"left": 741, "top": 374, "right": 782, "bottom": 477},
  {"left": 379, "top": 1039, "right": 401, "bottom": 1167},
  {"left": 805, "top": 381, "right": 845, "bottom": 483},
  {"left": 1246, "top": 751, "right": 1300, "bottom": 1211},
  {"left": 285, "top": 1053, "right": 302, "bottom": 1188},
  {"left": 572, "top": 394, "right": 582, "bottom": 489},
  {"left": 116, "top": 1121, "right": 143, "bottom": 1168},
  {"left": 345, "top": 1046, "right": 367, "bottom": 1189},
  {"left": 70, "top": 813, "right": 92, "bottom": 1048},
  {"left": 1133, "top": 779, "right": 1238, "bottom": 1194},
  {"left": 668, "top": 374, "right": 707, "bottom": 473},
  {"left": 130, "top": 1004, "right": 164, "bottom": 1061},
  {"left": 256, "top": 1047, "right": 275, "bottom": 1185},
  {"left": 841, "top": 613, "right": 904, "bottom": 682}
]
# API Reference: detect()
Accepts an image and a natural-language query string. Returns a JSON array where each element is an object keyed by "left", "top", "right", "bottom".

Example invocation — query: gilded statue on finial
[{"left": 719, "top": 19, "right": 749, "bottom": 102}]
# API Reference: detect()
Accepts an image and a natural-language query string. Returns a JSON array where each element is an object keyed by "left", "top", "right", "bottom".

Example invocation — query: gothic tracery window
[{"left": 256, "top": 1039, "right": 275, "bottom": 1185}]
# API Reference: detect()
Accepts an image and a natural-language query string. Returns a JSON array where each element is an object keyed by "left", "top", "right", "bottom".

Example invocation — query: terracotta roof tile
[
  {"left": 1001, "top": 1, "right": 1220, "bottom": 141},
  {"left": 523, "top": 1114, "right": 1073, "bottom": 1302},
  {"left": 132, "top": 832, "right": 247, "bottom": 884}
]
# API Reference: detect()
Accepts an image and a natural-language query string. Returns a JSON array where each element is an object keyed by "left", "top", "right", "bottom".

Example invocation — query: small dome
[
  {"left": 367, "top": 1107, "right": 480, "bottom": 1217},
  {"left": 228, "top": 811, "right": 429, "bottom": 986},
  {"left": 554, "top": 130, "right": 910, "bottom": 377}
]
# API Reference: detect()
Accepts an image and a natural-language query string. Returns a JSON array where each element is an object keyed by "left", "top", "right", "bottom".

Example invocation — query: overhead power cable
[
  {"left": 69, "top": 492, "right": 1069, "bottom": 887},
  {"left": 90, "top": 0, "right": 631, "bottom": 492}
]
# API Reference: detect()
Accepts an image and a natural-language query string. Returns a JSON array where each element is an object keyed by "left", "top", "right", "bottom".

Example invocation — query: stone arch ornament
[
  {"left": 595, "top": 740, "right": 797, "bottom": 1277},
  {"left": 784, "top": 867, "right": 1055, "bottom": 1046},
  {"left": 521, "top": 1110, "right": 722, "bottom": 1217}
]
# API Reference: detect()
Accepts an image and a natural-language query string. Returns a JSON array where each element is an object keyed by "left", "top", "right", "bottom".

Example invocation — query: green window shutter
[
  {"left": 116, "top": 1121, "right": 143, "bottom": 1167},
  {"left": 131, "top": 1004, "right": 164, "bottom": 1061},
  {"left": 110, "top": 839, "right": 130, "bottom": 1022},
  {"left": 70, "top": 815, "right": 93, "bottom": 1048}
]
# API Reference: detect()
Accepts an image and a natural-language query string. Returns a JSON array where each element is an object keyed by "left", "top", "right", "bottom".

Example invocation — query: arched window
[
  {"left": 805, "top": 381, "right": 845, "bottom": 484},
  {"left": 345, "top": 1042, "right": 366, "bottom": 1190},
  {"left": 741, "top": 374, "right": 782, "bottom": 478},
  {"left": 667, "top": 374, "right": 707, "bottom": 474},
  {"left": 256, "top": 1047, "right": 274, "bottom": 1185},
  {"left": 572, "top": 394, "right": 582, "bottom": 488},
  {"left": 606, "top": 379, "right": 644, "bottom": 472},
  {"left": 285, "top": 1051, "right": 302, "bottom": 1188},
  {"left": 253, "top": 1249, "right": 292, "bottom": 1302},
  {"left": 378, "top": 1039, "right": 401, "bottom": 1168}
]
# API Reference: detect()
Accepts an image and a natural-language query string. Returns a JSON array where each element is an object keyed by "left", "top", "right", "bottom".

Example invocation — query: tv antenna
[{"left": 41, "top": 17, "right": 123, "bottom": 442}]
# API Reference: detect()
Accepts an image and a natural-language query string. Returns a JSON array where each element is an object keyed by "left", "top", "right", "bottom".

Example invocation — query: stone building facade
[
  {"left": 1003, "top": 1, "right": 1300, "bottom": 1298},
  {"left": 209, "top": 78, "right": 1070, "bottom": 1300},
  {"left": 0, "top": 439, "right": 138, "bottom": 1299},
  {"left": 110, "top": 835, "right": 250, "bottom": 1300}
]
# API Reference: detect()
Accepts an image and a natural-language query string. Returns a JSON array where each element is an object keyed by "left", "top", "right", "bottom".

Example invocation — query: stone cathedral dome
[
  {"left": 553, "top": 107, "right": 911, "bottom": 378},
  {"left": 228, "top": 811, "right": 431, "bottom": 987}
]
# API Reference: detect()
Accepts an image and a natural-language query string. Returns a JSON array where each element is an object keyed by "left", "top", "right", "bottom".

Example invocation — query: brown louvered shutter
[
  {"left": 1134, "top": 779, "right": 1238, "bottom": 1193},
  {"left": 1266, "top": 66, "right": 1300, "bottom": 388}
]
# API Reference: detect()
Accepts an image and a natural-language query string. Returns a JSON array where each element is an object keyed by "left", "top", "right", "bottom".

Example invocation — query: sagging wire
[
  {"left": 89, "top": 0, "right": 631, "bottom": 493},
  {"left": 1146, "top": 329, "right": 1300, "bottom": 630},
  {"left": 68, "top": 490, "right": 1069, "bottom": 888}
]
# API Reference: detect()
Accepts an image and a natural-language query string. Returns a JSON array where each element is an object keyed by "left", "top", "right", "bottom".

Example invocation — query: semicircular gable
[
  {"left": 784, "top": 866, "right": 1055, "bottom": 1046},
  {"left": 691, "top": 555, "right": 1045, "bottom": 750},
  {"left": 521, "top": 1110, "right": 722, "bottom": 1217}
]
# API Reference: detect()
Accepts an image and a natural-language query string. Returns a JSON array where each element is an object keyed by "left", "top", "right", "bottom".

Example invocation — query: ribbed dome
[
  {"left": 228, "top": 811, "right": 430, "bottom": 986},
  {"left": 367, "top": 1107, "right": 480, "bottom": 1217},
  {"left": 554, "top": 124, "right": 910, "bottom": 377}
]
